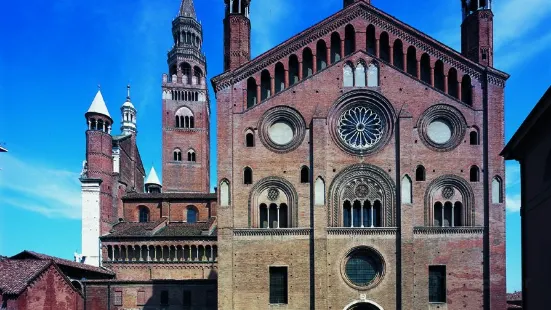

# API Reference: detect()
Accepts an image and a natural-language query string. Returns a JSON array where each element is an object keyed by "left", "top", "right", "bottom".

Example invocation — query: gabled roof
[
  {"left": 0, "top": 259, "right": 52, "bottom": 295},
  {"left": 179, "top": 0, "right": 196, "bottom": 19},
  {"left": 87, "top": 90, "right": 111, "bottom": 118},
  {"left": 145, "top": 166, "right": 161, "bottom": 186},
  {"left": 212, "top": 1, "right": 508, "bottom": 91},
  {"left": 502, "top": 86, "right": 551, "bottom": 160},
  {"left": 11, "top": 251, "right": 114, "bottom": 276}
]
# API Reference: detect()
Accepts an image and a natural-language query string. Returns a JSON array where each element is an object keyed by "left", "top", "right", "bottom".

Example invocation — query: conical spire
[
  {"left": 145, "top": 166, "right": 161, "bottom": 186},
  {"left": 179, "top": 0, "right": 196, "bottom": 19},
  {"left": 87, "top": 89, "right": 111, "bottom": 118}
]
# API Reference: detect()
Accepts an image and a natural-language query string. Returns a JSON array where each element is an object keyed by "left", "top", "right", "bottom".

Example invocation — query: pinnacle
[{"left": 179, "top": 0, "right": 197, "bottom": 19}]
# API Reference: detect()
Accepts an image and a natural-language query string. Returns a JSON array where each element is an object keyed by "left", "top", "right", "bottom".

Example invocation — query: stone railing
[
  {"left": 233, "top": 228, "right": 311, "bottom": 237},
  {"left": 413, "top": 226, "right": 484, "bottom": 235},
  {"left": 327, "top": 227, "right": 398, "bottom": 236}
]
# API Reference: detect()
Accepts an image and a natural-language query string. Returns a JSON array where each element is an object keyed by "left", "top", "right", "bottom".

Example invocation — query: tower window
[
  {"left": 429, "top": 266, "right": 446, "bottom": 303},
  {"left": 188, "top": 150, "right": 196, "bottom": 162},
  {"left": 244, "top": 167, "right": 253, "bottom": 185},
  {"left": 416, "top": 165, "right": 426, "bottom": 181},
  {"left": 269, "top": 267, "right": 288, "bottom": 304},
  {"left": 174, "top": 149, "right": 182, "bottom": 162},
  {"left": 300, "top": 166, "right": 310, "bottom": 183}
]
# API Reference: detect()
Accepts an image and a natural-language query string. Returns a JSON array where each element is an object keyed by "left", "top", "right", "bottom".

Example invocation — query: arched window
[
  {"left": 393, "top": 39, "right": 404, "bottom": 70},
  {"left": 492, "top": 177, "right": 503, "bottom": 204},
  {"left": 470, "top": 165, "right": 480, "bottom": 182},
  {"left": 344, "top": 25, "right": 356, "bottom": 56},
  {"left": 303, "top": 48, "right": 314, "bottom": 78},
  {"left": 247, "top": 77, "right": 257, "bottom": 108},
  {"left": 244, "top": 167, "right": 253, "bottom": 185},
  {"left": 343, "top": 63, "right": 354, "bottom": 87},
  {"left": 246, "top": 131, "right": 255, "bottom": 147},
  {"left": 275, "top": 62, "right": 285, "bottom": 93},
  {"left": 343, "top": 201, "right": 352, "bottom": 227},
  {"left": 448, "top": 68, "right": 459, "bottom": 98},
  {"left": 330, "top": 32, "right": 342, "bottom": 63},
  {"left": 260, "top": 203, "right": 269, "bottom": 228},
  {"left": 366, "top": 25, "right": 376, "bottom": 55},
  {"left": 220, "top": 180, "right": 230, "bottom": 206},
  {"left": 173, "top": 149, "right": 182, "bottom": 162},
  {"left": 300, "top": 166, "right": 310, "bottom": 183},
  {"left": 454, "top": 202, "right": 462, "bottom": 226},
  {"left": 420, "top": 53, "right": 431, "bottom": 84},
  {"left": 187, "top": 150, "right": 196, "bottom": 162},
  {"left": 175, "top": 107, "right": 194, "bottom": 128},
  {"left": 355, "top": 63, "right": 366, "bottom": 87},
  {"left": 434, "top": 60, "right": 445, "bottom": 91},
  {"left": 193, "top": 66, "right": 203, "bottom": 85},
  {"left": 367, "top": 63, "right": 379, "bottom": 87},
  {"left": 314, "top": 177, "right": 325, "bottom": 206},
  {"left": 462, "top": 75, "right": 473, "bottom": 105},
  {"left": 379, "top": 32, "right": 390, "bottom": 62},
  {"left": 288, "top": 54, "right": 299, "bottom": 86},
  {"left": 187, "top": 207, "right": 197, "bottom": 224},
  {"left": 260, "top": 70, "right": 271, "bottom": 101},
  {"left": 416, "top": 165, "right": 426, "bottom": 181},
  {"left": 139, "top": 206, "right": 150, "bottom": 223},
  {"left": 97, "top": 119, "right": 104, "bottom": 132},
  {"left": 181, "top": 62, "right": 192, "bottom": 84},
  {"left": 401, "top": 175, "right": 412, "bottom": 204},
  {"left": 316, "top": 40, "right": 328, "bottom": 70},
  {"left": 433, "top": 202, "right": 443, "bottom": 226},
  {"left": 407, "top": 46, "right": 417, "bottom": 76},
  {"left": 470, "top": 129, "right": 479, "bottom": 145}
]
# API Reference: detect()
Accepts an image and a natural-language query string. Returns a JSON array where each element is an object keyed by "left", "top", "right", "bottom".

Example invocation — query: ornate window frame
[
  {"left": 417, "top": 104, "right": 467, "bottom": 152},
  {"left": 258, "top": 106, "right": 306, "bottom": 154},
  {"left": 424, "top": 174, "right": 475, "bottom": 226},
  {"left": 248, "top": 177, "right": 299, "bottom": 228},
  {"left": 340, "top": 246, "right": 386, "bottom": 291}
]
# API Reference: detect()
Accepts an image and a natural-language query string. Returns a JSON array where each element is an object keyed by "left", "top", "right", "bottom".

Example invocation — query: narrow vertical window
[
  {"left": 244, "top": 167, "right": 253, "bottom": 185},
  {"left": 269, "top": 267, "right": 288, "bottom": 304},
  {"left": 343, "top": 63, "right": 354, "bottom": 87},
  {"left": 416, "top": 165, "right": 426, "bottom": 181},
  {"left": 470, "top": 165, "right": 480, "bottom": 182},
  {"left": 470, "top": 130, "right": 479, "bottom": 145},
  {"left": 275, "top": 62, "right": 285, "bottom": 93},
  {"left": 114, "top": 291, "right": 122, "bottom": 306},
  {"left": 247, "top": 77, "right": 257, "bottom": 108},
  {"left": 139, "top": 206, "right": 150, "bottom": 223},
  {"left": 367, "top": 63, "right": 379, "bottom": 87},
  {"left": 289, "top": 55, "right": 299, "bottom": 86},
  {"left": 429, "top": 266, "right": 446, "bottom": 303},
  {"left": 246, "top": 132, "right": 255, "bottom": 147},
  {"left": 220, "top": 180, "right": 230, "bottom": 207},
  {"left": 316, "top": 40, "right": 328, "bottom": 70},
  {"left": 314, "top": 177, "right": 326, "bottom": 206},
  {"left": 261, "top": 70, "right": 272, "bottom": 100},
  {"left": 302, "top": 48, "right": 314, "bottom": 78},
  {"left": 355, "top": 63, "right": 366, "bottom": 87},
  {"left": 300, "top": 166, "right": 310, "bottom": 183},
  {"left": 344, "top": 24, "right": 356, "bottom": 56},
  {"left": 420, "top": 53, "right": 431, "bottom": 84},
  {"left": 492, "top": 177, "right": 503, "bottom": 204},
  {"left": 330, "top": 32, "right": 341, "bottom": 63},
  {"left": 187, "top": 207, "right": 197, "bottom": 224},
  {"left": 401, "top": 175, "right": 412, "bottom": 204}
]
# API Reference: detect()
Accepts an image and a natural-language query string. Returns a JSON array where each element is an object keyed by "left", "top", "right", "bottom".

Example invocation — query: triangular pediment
[{"left": 212, "top": 2, "right": 507, "bottom": 92}]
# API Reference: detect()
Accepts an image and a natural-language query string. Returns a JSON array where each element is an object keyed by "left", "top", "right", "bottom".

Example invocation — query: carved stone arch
[
  {"left": 328, "top": 164, "right": 396, "bottom": 227},
  {"left": 424, "top": 174, "right": 475, "bottom": 226},
  {"left": 248, "top": 176, "right": 299, "bottom": 228}
]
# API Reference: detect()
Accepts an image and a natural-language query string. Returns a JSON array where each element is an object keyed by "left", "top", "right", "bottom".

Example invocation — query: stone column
[
  {"left": 256, "top": 84, "right": 261, "bottom": 104},
  {"left": 444, "top": 74, "right": 449, "bottom": 93},
  {"left": 375, "top": 39, "right": 380, "bottom": 58},
  {"left": 298, "top": 62, "right": 303, "bottom": 81},
  {"left": 270, "top": 77, "right": 275, "bottom": 96},
  {"left": 389, "top": 45, "right": 394, "bottom": 64},
  {"left": 430, "top": 66, "right": 435, "bottom": 87},
  {"left": 312, "top": 54, "right": 317, "bottom": 73},
  {"left": 284, "top": 70, "right": 289, "bottom": 88}
]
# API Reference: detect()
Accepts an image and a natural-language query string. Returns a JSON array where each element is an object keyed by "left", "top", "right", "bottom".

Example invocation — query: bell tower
[
  {"left": 223, "top": 0, "right": 251, "bottom": 71},
  {"left": 461, "top": 0, "right": 493, "bottom": 67},
  {"left": 161, "top": 0, "right": 210, "bottom": 193}
]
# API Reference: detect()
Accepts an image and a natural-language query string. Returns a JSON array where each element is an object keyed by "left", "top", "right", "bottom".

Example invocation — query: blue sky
[{"left": 0, "top": 0, "right": 550, "bottom": 293}]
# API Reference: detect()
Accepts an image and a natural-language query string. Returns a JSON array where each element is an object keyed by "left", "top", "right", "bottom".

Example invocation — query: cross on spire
[{"left": 179, "top": 0, "right": 197, "bottom": 19}]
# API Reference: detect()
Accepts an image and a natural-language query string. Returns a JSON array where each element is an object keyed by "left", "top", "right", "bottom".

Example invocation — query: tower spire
[{"left": 179, "top": 0, "right": 197, "bottom": 19}]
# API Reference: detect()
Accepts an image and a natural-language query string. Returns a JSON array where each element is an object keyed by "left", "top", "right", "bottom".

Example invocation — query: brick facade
[{"left": 213, "top": 0, "right": 507, "bottom": 309}]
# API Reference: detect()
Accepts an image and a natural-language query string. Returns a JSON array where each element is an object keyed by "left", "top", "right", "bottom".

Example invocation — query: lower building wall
[{"left": 84, "top": 281, "right": 216, "bottom": 310}]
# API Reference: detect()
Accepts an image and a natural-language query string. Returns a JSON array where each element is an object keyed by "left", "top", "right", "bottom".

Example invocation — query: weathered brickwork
[{"left": 214, "top": 0, "right": 507, "bottom": 309}]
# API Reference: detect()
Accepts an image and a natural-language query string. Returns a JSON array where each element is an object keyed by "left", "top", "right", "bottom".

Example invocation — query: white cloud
[
  {"left": 506, "top": 193, "right": 521, "bottom": 213},
  {"left": 0, "top": 154, "right": 81, "bottom": 219}
]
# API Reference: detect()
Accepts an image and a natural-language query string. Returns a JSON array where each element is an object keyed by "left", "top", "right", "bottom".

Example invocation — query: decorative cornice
[
  {"left": 327, "top": 227, "right": 398, "bottom": 236},
  {"left": 413, "top": 226, "right": 484, "bottom": 235},
  {"left": 233, "top": 228, "right": 311, "bottom": 237},
  {"left": 211, "top": 2, "right": 508, "bottom": 92}
]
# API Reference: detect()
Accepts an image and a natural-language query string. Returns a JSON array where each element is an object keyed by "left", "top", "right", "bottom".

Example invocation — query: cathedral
[{"left": 79, "top": 0, "right": 508, "bottom": 309}]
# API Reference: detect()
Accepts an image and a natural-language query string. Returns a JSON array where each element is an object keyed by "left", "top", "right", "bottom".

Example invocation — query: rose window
[{"left": 338, "top": 106, "right": 384, "bottom": 150}]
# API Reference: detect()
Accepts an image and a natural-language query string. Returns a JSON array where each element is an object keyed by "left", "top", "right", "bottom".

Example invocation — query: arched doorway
[{"left": 345, "top": 300, "right": 384, "bottom": 310}]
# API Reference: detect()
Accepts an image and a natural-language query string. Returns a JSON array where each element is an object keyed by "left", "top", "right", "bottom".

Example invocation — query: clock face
[{"left": 338, "top": 106, "right": 384, "bottom": 151}]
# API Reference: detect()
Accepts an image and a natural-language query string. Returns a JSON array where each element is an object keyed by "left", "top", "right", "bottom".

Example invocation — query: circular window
[
  {"left": 259, "top": 107, "right": 306, "bottom": 153},
  {"left": 329, "top": 90, "right": 395, "bottom": 156},
  {"left": 427, "top": 119, "right": 452, "bottom": 144},
  {"left": 418, "top": 104, "right": 467, "bottom": 152},
  {"left": 338, "top": 106, "right": 384, "bottom": 150},
  {"left": 341, "top": 247, "right": 385, "bottom": 290},
  {"left": 268, "top": 121, "right": 294, "bottom": 145}
]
